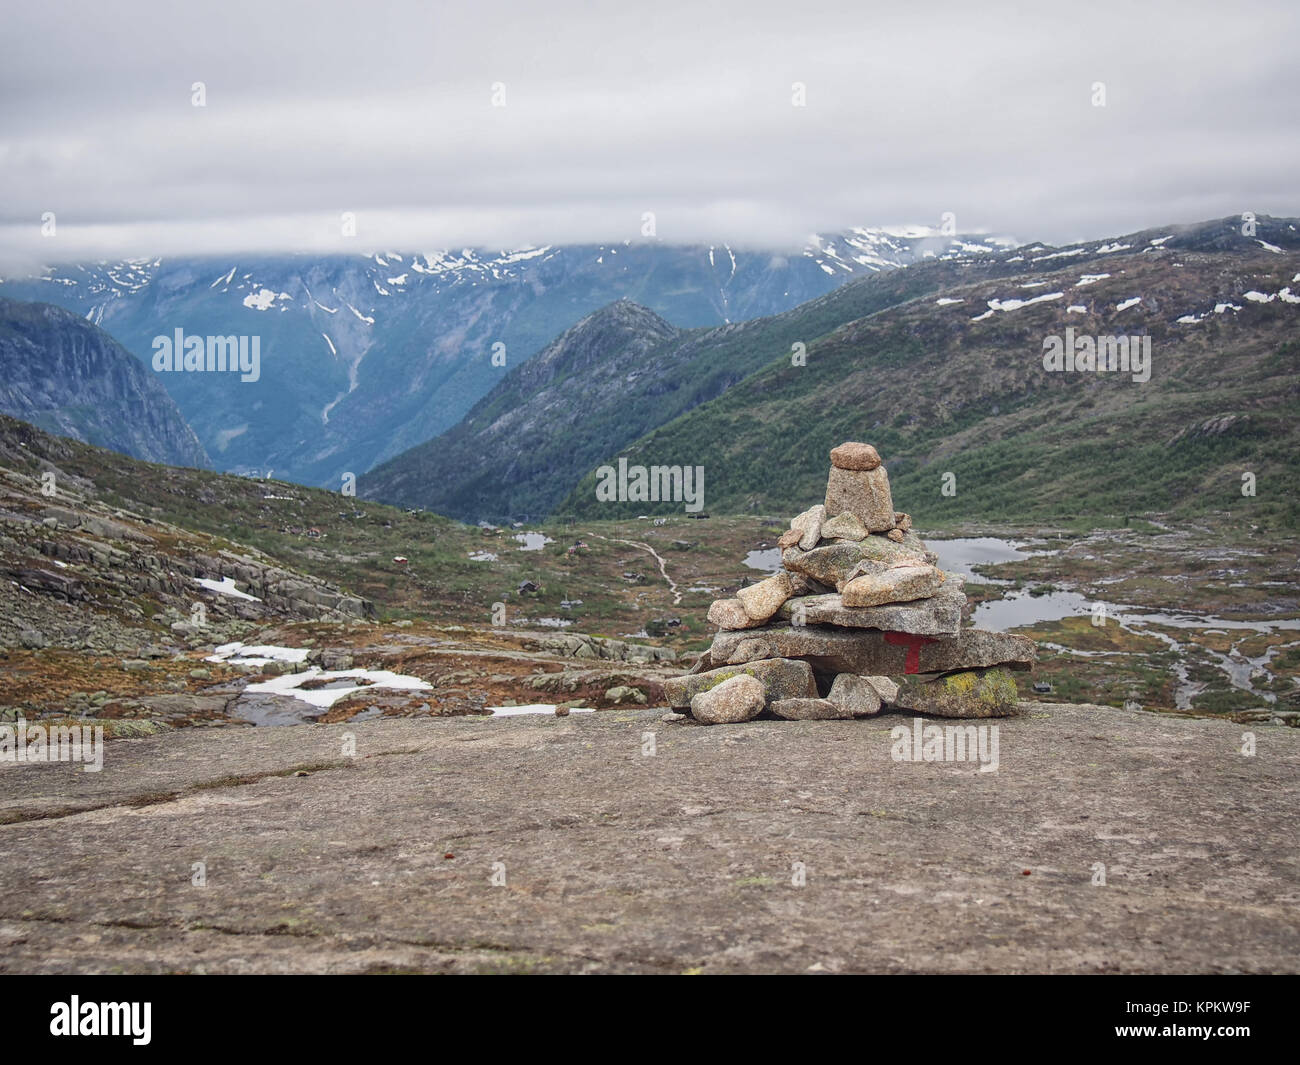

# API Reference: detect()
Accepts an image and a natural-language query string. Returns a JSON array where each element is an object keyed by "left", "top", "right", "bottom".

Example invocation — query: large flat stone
[
  {"left": 769, "top": 697, "right": 856, "bottom": 720},
  {"left": 778, "top": 583, "right": 965, "bottom": 636},
  {"left": 663, "top": 657, "right": 818, "bottom": 711},
  {"left": 709, "top": 626, "right": 1036, "bottom": 676},
  {"left": 782, "top": 535, "right": 934, "bottom": 592},
  {"left": 841, "top": 563, "right": 947, "bottom": 607}
]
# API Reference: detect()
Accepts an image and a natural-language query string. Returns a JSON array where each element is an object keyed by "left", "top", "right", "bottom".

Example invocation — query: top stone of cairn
[
  {"left": 829, "top": 442, "right": 881, "bottom": 471},
  {"left": 825, "top": 442, "right": 893, "bottom": 532}
]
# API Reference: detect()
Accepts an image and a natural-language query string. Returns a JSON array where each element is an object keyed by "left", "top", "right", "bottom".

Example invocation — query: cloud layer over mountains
[{"left": 2, "top": 0, "right": 1297, "bottom": 268}]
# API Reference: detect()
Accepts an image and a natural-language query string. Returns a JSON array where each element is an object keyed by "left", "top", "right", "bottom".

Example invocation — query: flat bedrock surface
[{"left": 0, "top": 701, "right": 1296, "bottom": 974}]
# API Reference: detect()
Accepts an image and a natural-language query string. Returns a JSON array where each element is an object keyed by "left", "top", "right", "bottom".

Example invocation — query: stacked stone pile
[{"left": 664, "top": 442, "right": 1036, "bottom": 724}]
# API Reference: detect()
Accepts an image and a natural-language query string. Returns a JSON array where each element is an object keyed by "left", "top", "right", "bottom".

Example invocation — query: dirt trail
[{"left": 597, "top": 535, "right": 682, "bottom": 605}]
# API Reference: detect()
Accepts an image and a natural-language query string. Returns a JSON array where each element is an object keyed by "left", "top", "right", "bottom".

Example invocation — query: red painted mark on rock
[{"left": 884, "top": 631, "right": 940, "bottom": 674}]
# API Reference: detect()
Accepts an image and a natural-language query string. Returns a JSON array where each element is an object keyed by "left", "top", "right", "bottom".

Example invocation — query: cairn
[{"left": 664, "top": 443, "right": 1037, "bottom": 724}]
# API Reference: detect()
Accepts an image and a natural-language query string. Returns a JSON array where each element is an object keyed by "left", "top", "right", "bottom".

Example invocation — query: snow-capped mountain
[{"left": 0, "top": 228, "right": 1012, "bottom": 487}]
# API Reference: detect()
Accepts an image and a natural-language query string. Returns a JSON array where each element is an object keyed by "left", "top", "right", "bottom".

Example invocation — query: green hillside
[{"left": 557, "top": 245, "right": 1300, "bottom": 530}]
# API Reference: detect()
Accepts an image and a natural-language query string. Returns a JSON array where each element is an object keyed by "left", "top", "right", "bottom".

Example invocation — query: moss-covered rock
[{"left": 891, "top": 667, "right": 1021, "bottom": 718}]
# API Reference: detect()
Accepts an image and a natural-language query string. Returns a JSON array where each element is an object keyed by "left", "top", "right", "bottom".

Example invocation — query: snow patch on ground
[
  {"left": 195, "top": 577, "right": 261, "bottom": 602},
  {"left": 970, "top": 291, "right": 1063, "bottom": 321},
  {"left": 242, "top": 288, "right": 291, "bottom": 311},
  {"left": 1030, "top": 248, "right": 1086, "bottom": 263},
  {"left": 247, "top": 668, "right": 431, "bottom": 709},
  {"left": 207, "top": 643, "right": 310, "bottom": 666},
  {"left": 488, "top": 704, "right": 595, "bottom": 718},
  {"left": 1116, "top": 297, "right": 1142, "bottom": 312}
]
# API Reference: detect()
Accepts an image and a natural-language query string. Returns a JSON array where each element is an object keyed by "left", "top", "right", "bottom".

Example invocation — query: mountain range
[
  {"left": 364, "top": 215, "right": 1300, "bottom": 529},
  {"left": 0, "top": 228, "right": 1003, "bottom": 486},
  {"left": 3, "top": 215, "right": 1296, "bottom": 532}
]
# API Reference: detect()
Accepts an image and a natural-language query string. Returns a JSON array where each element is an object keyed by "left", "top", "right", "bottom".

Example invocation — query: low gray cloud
[{"left": 1, "top": 0, "right": 1297, "bottom": 269}]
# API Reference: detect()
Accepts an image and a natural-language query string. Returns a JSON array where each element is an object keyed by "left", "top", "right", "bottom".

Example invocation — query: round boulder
[
  {"left": 689, "top": 673, "right": 766, "bottom": 725},
  {"left": 829, "top": 442, "right": 882, "bottom": 470}
]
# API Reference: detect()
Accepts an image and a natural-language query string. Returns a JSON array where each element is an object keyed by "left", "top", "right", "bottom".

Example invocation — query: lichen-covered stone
[
  {"left": 782, "top": 536, "right": 931, "bottom": 592},
  {"left": 789, "top": 504, "right": 826, "bottom": 551},
  {"left": 862, "top": 675, "right": 899, "bottom": 703},
  {"left": 778, "top": 583, "right": 964, "bottom": 636},
  {"left": 736, "top": 571, "right": 793, "bottom": 622},
  {"left": 725, "top": 637, "right": 773, "bottom": 665},
  {"left": 841, "top": 563, "right": 946, "bottom": 608},
  {"left": 890, "top": 668, "right": 1021, "bottom": 718},
  {"left": 821, "top": 512, "right": 869, "bottom": 541},
  {"left": 708, "top": 626, "right": 1036, "bottom": 677}
]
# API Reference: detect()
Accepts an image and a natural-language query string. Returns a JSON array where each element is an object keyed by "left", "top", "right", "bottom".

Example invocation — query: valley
[
  {"left": 2, "top": 216, "right": 1297, "bottom": 739},
  {"left": 2, "top": 410, "right": 1294, "bottom": 736}
]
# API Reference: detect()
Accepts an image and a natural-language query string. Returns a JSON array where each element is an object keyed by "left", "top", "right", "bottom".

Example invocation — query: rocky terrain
[{"left": 2, "top": 701, "right": 1296, "bottom": 973}]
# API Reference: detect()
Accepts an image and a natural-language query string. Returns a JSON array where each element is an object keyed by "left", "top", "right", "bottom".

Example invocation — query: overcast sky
[{"left": 1, "top": 0, "right": 1297, "bottom": 270}]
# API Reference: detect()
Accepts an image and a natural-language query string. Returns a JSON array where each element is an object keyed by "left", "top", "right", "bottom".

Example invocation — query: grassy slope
[
  {"left": 556, "top": 249, "right": 1300, "bottom": 531},
  {"left": 0, "top": 414, "right": 783, "bottom": 647}
]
